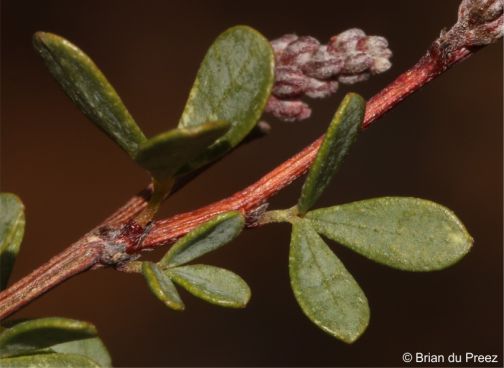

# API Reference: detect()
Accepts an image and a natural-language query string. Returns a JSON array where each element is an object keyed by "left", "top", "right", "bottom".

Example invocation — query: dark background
[{"left": 1, "top": 0, "right": 502, "bottom": 366}]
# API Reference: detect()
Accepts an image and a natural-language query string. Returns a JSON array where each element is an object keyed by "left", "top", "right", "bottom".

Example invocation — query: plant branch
[
  {"left": 0, "top": 239, "right": 102, "bottom": 319},
  {"left": 137, "top": 43, "right": 476, "bottom": 251},
  {"left": 1, "top": 0, "right": 501, "bottom": 320}
]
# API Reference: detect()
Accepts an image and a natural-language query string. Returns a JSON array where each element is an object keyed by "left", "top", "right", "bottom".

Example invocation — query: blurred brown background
[{"left": 1, "top": 0, "right": 502, "bottom": 366}]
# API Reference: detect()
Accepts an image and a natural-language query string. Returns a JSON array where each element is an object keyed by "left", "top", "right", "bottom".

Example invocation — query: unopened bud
[
  {"left": 273, "top": 67, "right": 307, "bottom": 98},
  {"left": 305, "top": 78, "right": 339, "bottom": 98},
  {"left": 338, "top": 73, "right": 370, "bottom": 84},
  {"left": 271, "top": 34, "right": 299, "bottom": 62},
  {"left": 280, "top": 36, "right": 320, "bottom": 66},
  {"left": 458, "top": 0, "right": 504, "bottom": 45},
  {"left": 267, "top": 28, "right": 392, "bottom": 123},
  {"left": 303, "top": 46, "right": 344, "bottom": 79},
  {"left": 328, "top": 28, "right": 367, "bottom": 53},
  {"left": 459, "top": 0, "right": 503, "bottom": 25},
  {"left": 341, "top": 52, "right": 374, "bottom": 74},
  {"left": 265, "top": 95, "right": 311, "bottom": 122},
  {"left": 441, "top": 0, "right": 503, "bottom": 51}
]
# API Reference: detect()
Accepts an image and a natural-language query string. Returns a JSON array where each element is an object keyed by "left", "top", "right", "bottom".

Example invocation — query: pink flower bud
[
  {"left": 280, "top": 36, "right": 320, "bottom": 67},
  {"left": 328, "top": 28, "right": 366, "bottom": 53},
  {"left": 265, "top": 95, "right": 311, "bottom": 122},
  {"left": 273, "top": 67, "right": 308, "bottom": 98},
  {"left": 342, "top": 52, "right": 374, "bottom": 74},
  {"left": 271, "top": 34, "right": 298, "bottom": 62},
  {"left": 338, "top": 73, "right": 370, "bottom": 84},
  {"left": 305, "top": 78, "right": 339, "bottom": 98},
  {"left": 267, "top": 28, "right": 392, "bottom": 123},
  {"left": 457, "top": 0, "right": 503, "bottom": 46},
  {"left": 303, "top": 46, "right": 344, "bottom": 79}
]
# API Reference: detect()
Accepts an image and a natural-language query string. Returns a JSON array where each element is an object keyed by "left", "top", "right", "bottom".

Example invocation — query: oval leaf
[
  {"left": 0, "top": 193, "right": 25, "bottom": 290},
  {"left": 289, "top": 219, "right": 369, "bottom": 343},
  {"left": 177, "top": 25, "right": 274, "bottom": 173},
  {"left": 142, "top": 262, "right": 184, "bottom": 311},
  {"left": 33, "top": 32, "right": 146, "bottom": 157},
  {"left": 167, "top": 265, "right": 250, "bottom": 308},
  {"left": 306, "top": 197, "right": 473, "bottom": 271},
  {"left": 0, "top": 318, "right": 97, "bottom": 358},
  {"left": 51, "top": 337, "right": 111, "bottom": 367},
  {"left": 298, "top": 93, "right": 365, "bottom": 214},
  {"left": 0, "top": 353, "right": 101, "bottom": 367},
  {"left": 134, "top": 121, "right": 230, "bottom": 180},
  {"left": 160, "top": 211, "right": 244, "bottom": 267}
]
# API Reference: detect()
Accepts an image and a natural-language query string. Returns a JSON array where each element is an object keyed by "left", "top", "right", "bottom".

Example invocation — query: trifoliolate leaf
[
  {"left": 0, "top": 193, "right": 25, "bottom": 290},
  {"left": 0, "top": 317, "right": 97, "bottom": 358},
  {"left": 0, "top": 353, "right": 101, "bottom": 367},
  {"left": 297, "top": 93, "right": 365, "bottom": 214},
  {"left": 33, "top": 32, "right": 146, "bottom": 157},
  {"left": 50, "top": 337, "right": 111, "bottom": 367},
  {"left": 142, "top": 262, "right": 184, "bottom": 311},
  {"left": 177, "top": 25, "right": 274, "bottom": 173},
  {"left": 306, "top": 197, "right": 473, "bottom": 271},
  {"left": 134, "top": 121, "right": 230, "bottom": 181},
  {"left": 167, "top": 265, "right": 251, "bottom": 308},
  {"left": 160, "top": 211, "right": 245, "bottom": 267},
  {"left": 289, "top": 219, "right": 369, "bottom": 343}
]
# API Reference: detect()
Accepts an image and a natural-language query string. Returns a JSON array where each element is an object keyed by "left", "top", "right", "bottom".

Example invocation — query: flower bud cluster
[
  {"left": 455, "top": 0, "right": 503, "bottom": 47},
  {"left": 265, "top": 29, "right": 392, "bottom": 122}
]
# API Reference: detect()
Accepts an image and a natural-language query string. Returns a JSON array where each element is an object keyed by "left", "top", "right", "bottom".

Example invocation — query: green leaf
[
  {"left": 0, "top": 353, "right": 101, "bottom": 367},
  {"left": 167, "top": 265, "right": 251, "bottom": 308},
  {"left": 0, "top": 318, "right": 97, "bottom": 358},
  {"left": 306, "top": 197, "right": 473, "bottom": 271},
  {"left": 177, "top": 25, "right": 274, "bottom": 173},
  {"left": 160, "top": 211, "right": 244, "bottom": 267},
  {"left": 33, "top": 32, "right": 146, "bottom": 157},
  {"left": 134, "top": 121, "right": 230, "bottom": 180},
  {"left": 0, "top": 193, "right": 25, "bottom": 290},
  {"left": 50, "top": 337, "right": 111, "bottom": 367},
  {"left": 142, "top": 262, "right": 185, "bottom": 311},
  {"left": 289, "top": 219, "right": 369, "bottom": 343},
  {"left": 298, "top": 93, "right": 365, "bottom": 214}
]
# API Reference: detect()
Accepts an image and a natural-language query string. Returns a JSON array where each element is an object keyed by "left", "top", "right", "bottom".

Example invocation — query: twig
[{"left": 138, "top": 44, "right": 475, "bottom": 251}]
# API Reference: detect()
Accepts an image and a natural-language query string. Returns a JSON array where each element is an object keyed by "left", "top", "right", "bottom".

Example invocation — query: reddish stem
[
  {"left": 139, "top": 44, "right": 472, "bottom": 251},
  {"left": 0, "top": 41, "right": 479, "bottom": 320},
  {"left": 0, "top": 240, "right": 102, "bottom": 319}
]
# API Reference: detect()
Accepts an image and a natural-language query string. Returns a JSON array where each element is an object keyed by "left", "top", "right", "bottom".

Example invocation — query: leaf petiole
[{"left": 258, "top": 206, "right": 299, "bottom": 225}]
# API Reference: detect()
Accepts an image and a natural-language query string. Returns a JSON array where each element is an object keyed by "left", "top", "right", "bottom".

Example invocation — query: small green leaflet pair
[
  {"left": 0, "top": 194, "right": 112, "bottom": 367},
  {"left": 267, "top": 93, "right": 473, "bottom": 343},
  {"left": 33, "top": 26, "right": 274, "bottom": 183},
  {"left": 142, "top": 212, "right": 250, "bottom": 310}
]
